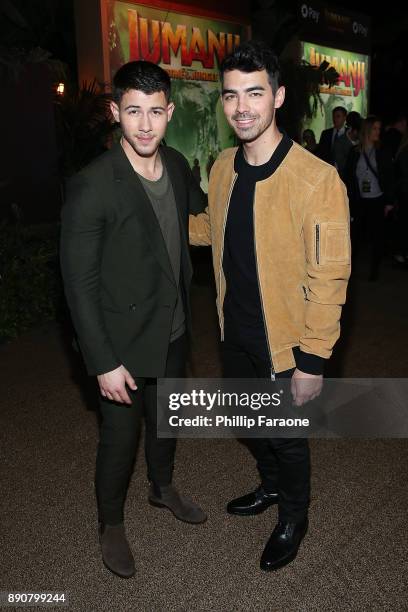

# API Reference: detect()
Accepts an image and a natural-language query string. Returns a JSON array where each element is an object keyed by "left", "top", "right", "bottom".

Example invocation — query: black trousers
[
  {"left": 95, "top": 334, "right": 187, "bottom": 525},
  {"left": 221, "top": 338, "right": 310, "bottom": 523}
]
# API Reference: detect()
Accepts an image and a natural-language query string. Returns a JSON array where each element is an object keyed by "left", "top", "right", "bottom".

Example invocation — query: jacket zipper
[
  {"left": 315, "top": 223, "right": 320, "bottom": 264},
  {"left": 219, "top": 173, "right": 238, "bottom": 340},
  {"left": 253, "top": 190, "right": 275, "bottom": 381}
]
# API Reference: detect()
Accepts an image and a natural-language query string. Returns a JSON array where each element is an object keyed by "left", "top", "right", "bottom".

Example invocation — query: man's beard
[
  {"left": 124, "top": 134, "right": 160, "bottom": 158},
  {"left": 231, "top": 111, "right": 274, "bottom": 143}
]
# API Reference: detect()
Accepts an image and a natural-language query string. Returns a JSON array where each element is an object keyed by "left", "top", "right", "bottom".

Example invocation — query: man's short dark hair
[
  {"left": 346, "top": 110, "right": 362, "bottom": 131},
  {"left": 112, "top": 60, "right": 171, "bottom": 104},
  {"left": 332, "top": 106, "right": 347, "bottom": 116},
  {"left": 220, "top": 40, "right": 281, "bottom": 94},
  {"left": 388, "top": 110, "right": 407, "bottom": 125}
]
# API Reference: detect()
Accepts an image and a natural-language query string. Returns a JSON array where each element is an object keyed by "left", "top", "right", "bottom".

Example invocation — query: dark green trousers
[{"left": 95, "top": 334, "right": 187, "bottom": 525}]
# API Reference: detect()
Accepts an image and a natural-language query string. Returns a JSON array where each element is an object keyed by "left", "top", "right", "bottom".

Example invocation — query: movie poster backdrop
[
  {"left": 103, "top": 0, "right": 249, "bottom": 191},
  {"left": 301, "top": 41, "right": 369, "bottom": 142}
]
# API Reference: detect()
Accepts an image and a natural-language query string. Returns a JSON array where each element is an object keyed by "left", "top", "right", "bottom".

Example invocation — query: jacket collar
[{"left": 234, "top": 133, "right": 293, "bottom": 179}]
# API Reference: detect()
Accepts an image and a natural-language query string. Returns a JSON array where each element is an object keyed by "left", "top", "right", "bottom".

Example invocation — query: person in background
[
  {"left": 302, "top": 129, "right": 317, "bottom": 154},
  {"left": 206, "top": 152, "right": 216, "bottom": 180},
  {"left": 344, "top": 115, "right": 395, "bottom": 280},
  {"left": 333, "top": 111, "right": 362, "bottom": 180},
  {"left": 191, "top": 158, "right": 202, "bottom": 186},
  {"left": 382, "top": 111, "right": 407, "bottom": 160},
  {"left": 316, "top": 106, "right": 347, "bottom": 164},
  {"left": 393, "top": 131, "right": 408, "bottom": 266}
]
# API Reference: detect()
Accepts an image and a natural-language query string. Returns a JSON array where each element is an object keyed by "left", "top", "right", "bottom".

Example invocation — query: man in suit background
[
  {"left": 333, "top": 110, "right": 362, "bottom": 180},
  {"left": 316, "top": 105, "right": 347, "bottom": 165},
  {"left": 60, "top": 61, "right": 207, "bottom": 579}
]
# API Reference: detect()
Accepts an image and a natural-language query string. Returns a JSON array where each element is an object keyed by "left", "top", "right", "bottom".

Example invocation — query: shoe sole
[
  {"left": 227, "top": 502, "right": 278, "bottom": 516},
  {"left": 260, "top": 548, "right": 299, "bottom": 572},
  {"left": 101, "top": 559, "right": 136, "bottom": 579},
  {"left": 148, "top": 499, "right": 208, "bottom": 524},
  {"left": 260, "top": 526, "right": 308, "bottom": 572}
]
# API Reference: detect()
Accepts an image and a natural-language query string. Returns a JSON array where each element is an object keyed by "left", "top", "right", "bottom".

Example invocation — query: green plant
[
  {"left": 251, "top": 0, "right": 339, "bottom": 141},
  {"left": 279, "top": 58, "right": 339, "bottom": 141},
  {"left": 0, "top": 221, "right": 63, "bottom": 340},
  {"left": 0, "top": 0, "right": 67, "bottom": 83},
  {"left": 55, "top": 80, "right": 116, "bottom": 178}
]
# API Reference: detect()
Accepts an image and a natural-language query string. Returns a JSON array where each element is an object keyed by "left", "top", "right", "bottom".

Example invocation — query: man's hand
[
  {"left": 97, "top": 365, "right": 137, "bottom": 404},
  {"left": 290, "top": 368, "right": 323, "bottom": 407}
]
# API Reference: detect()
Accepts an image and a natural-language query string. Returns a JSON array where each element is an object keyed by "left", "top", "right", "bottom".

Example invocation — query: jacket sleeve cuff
[{"left": 293, "top": 346, "right": 325, "bottom": 375}]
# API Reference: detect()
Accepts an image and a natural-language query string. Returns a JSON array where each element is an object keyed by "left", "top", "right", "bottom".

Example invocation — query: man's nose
[
  {"left": 139, "top": 114, "right": 152, "bottom": 132},
  {"left": 235, "top": 95, "right": 250, "bottom": 114}
]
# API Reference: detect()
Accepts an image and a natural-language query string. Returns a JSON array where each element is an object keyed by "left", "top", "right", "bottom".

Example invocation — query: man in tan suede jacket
[{"left": 189, "top": 41, "right": 351, "bottom": 571}]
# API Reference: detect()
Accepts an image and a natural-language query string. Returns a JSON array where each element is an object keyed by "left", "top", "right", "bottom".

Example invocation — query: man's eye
[
  {"left": 224, "top": 95, "right": 235, "bottom": 101},
  {"left": 250, "top": 92, "right": 262, "bottom": 97},
  {"left": 129, "top": 110, "right": 139, "bottom": 115}
]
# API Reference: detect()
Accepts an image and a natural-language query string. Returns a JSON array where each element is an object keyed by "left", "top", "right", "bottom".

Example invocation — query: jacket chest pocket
[{"left": 315, "top": 221, "right": 350, "bottom": 265}]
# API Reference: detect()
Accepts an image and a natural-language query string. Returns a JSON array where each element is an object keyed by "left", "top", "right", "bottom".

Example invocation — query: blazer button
[{"left": 129, "top": 304, "right": 137, "bottom": 312}]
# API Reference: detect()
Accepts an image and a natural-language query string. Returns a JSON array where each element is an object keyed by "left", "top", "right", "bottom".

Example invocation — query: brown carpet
[{"left": 1, "top": 248, "right": 408, "bottom": 611}]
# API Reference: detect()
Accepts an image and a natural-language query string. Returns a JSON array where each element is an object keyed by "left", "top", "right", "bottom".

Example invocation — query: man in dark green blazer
[{"left": 60, "top": 61, "right": 207, "bottom": 579}]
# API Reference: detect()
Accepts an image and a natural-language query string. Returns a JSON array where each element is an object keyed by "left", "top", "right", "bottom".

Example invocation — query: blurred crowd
[{"left": 303, "top": 109, "right": 408, "bottom": 281}]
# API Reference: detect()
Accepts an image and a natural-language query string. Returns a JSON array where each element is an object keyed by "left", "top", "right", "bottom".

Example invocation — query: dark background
[
  {"left": 1, "top": 0, "right": 407, "bottom": 223},
  {"left": 2, "top": 0, "right": 407, "bottom": 117}
]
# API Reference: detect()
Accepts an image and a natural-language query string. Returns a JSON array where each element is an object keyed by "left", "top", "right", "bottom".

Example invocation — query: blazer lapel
[
  {"left": 110, "top": 143, "right": 176, "bottom": 286},
  {"left": 160, "top": 146, "right": 189, "bottom": 248},
  {"left": 161, "top": 147, "right": 193, "bottom": 284}
]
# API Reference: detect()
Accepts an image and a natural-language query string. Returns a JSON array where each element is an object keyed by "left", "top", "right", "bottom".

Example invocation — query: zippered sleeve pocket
[
  {"left": 315, "top": 224, "right": 320, "bottom": 264},
  {"left": 314, "top": 221, "right": 350, "bottom": 265}
]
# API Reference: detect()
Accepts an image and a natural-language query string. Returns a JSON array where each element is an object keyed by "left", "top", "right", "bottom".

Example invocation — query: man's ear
[
  {"left": 110, "top": 100, "right": 120, "bottom": 123},
  {"left": 167, "top": 102, "right": 175, "bottom": 122},
  {"left": 274, "top": 86, "right": 285, "bottom": 110}
]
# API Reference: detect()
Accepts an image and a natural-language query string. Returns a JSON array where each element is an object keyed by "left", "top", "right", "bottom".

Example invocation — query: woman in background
[
  {"left": 302, "top": 128, "right": 318, "bottom": 154},
  {"left": 344, "top": 115, "right": 394, "bottom": 280}
]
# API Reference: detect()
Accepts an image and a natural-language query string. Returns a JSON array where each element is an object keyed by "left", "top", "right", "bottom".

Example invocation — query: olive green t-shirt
[{"left": 137, "top": 162, "right": 185, "bottom": 342}]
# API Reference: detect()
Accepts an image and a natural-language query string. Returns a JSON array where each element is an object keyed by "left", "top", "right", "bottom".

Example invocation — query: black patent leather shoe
[
  {"left": 260, "top": 517, "right": 308, "bottom": 571},
  {"left": 226, "top": 486, "right": 278, "bottom": 516}
]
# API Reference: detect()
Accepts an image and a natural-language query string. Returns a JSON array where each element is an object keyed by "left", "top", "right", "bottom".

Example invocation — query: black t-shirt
[{"left": 222, "top": 133, "right": 293, "bottom": 361}]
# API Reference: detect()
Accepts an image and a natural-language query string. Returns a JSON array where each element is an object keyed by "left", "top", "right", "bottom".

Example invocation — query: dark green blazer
[{"left": 60, "top": 143, "right": 206, "bottom": 377}]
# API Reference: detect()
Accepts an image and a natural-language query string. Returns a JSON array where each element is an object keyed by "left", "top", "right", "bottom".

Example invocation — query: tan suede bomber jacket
[{"left": 189, "top": 141, "right": 351, "bottom": 374}]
